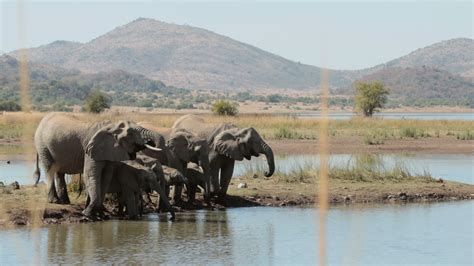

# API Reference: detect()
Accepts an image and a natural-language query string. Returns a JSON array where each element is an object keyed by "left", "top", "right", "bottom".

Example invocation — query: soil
[
  {"left": 268, "top": 136, "right": 474, "bottom": 155},
  {"left": 1, "top": 177, "right": 473, "bottom": 227}
]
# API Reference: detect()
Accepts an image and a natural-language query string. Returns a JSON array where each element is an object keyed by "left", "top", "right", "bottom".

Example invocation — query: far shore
[{"left": 1, "top": 136, "right": 473, "bottom": 160}]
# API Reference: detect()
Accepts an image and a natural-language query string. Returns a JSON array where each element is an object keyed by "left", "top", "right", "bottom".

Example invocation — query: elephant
[
  {"left": 33, "top": 113, "right": 162, "bottom": 219},
  {"left": 138, "top": 124, "right": 211, "bottom": 204},
  {"left": 90, "top": 160, "right": 175, "bottom": 220},
  {"left": 185, "top": 162, "right": 207, "bottom": 202},
  {"left": 172, "top": 114, "right": 275, "bottom": 199}
]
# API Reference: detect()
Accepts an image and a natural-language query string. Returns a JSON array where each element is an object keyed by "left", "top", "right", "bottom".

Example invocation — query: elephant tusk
[{"left": 145, "top": 143, "right": 162, "bottom": 152}]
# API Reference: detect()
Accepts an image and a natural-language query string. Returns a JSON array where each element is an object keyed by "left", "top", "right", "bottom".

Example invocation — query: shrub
[
  {"left": 84, "top": 90, "right": 111, "bottom": 113},
  {"left": 274, "top": 127, "right": 299, "bottom": 139},
  {"left": 212, "top": 100, "right": 238, "bottom": 116},
  {"left": 0, "top": 100, "right": 21, "bottom": 112}
]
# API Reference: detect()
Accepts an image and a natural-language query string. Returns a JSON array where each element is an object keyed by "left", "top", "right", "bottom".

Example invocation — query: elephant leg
[
  {"left": 210, "top": 166, "right": 220, "bottom": 197},
  {"left": 218, "top": 161, "right": 235, "bottom": 198},
  {"left": 47, "top": 177, "right": 60, "bottom": 204},
  {"left": 125, "top": 190, "right": 138, "bottom": 219},
  {"left": 97, "top": 163, "right": 115, "bottom": 218},
  {"left": 172, "top": 184, "right": 184, "bottom": 205},
  {"left": 56, "top": 173, "right": 70, "bottom": 204},
  {"left": 187, "top": 184, "right": 197, "bottom": 203},
  {"left": 82, "top": 159, "right": 105, "bottom": 219}
]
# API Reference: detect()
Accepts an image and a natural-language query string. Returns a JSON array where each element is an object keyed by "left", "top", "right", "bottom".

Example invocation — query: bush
[
  {"left": 84, "top": 91, "right": 111, "bottom": 113},
  {"left": 0, "top": 100, "right": 21, "bottom": 112},
  {"left": 212, "top": 100, "right": 238, "bottom": 116}
]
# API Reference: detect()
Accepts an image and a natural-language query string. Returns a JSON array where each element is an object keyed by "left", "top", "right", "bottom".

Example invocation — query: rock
[
  {"left": 344, "top": 195, "right": 352, "bottom": 201},
  {"left": 272, "top": 196, "right": 280, "bottom": 201},
  {"left": 279, "top": 202, "right": 286, "bottom": 207},
  {"left": 237, "top": 182, "right": 248, "bottom": 189},
  {"left": 387, "top": 195, "right": 395, "bottom": 200},
  {"left": 343, "top": 187, "right": 348, "bottom": 190},
  {"left": 437, "top": 178, "right": 444, "bottom": 183},
  {"left": 10, "top": 181, "right": 20, "bottom": 190},
  {"left": 252, "top": 174, "right": 258, "bottom": 179},
  {"left": 6, "top": 160, "right": 10, "bottom": 164},
  {"left": 287, "top": 200, "right": 297, "bottom": 205}
]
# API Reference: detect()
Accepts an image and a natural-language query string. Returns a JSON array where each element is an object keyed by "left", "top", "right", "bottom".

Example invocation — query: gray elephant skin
[
  {"left": 93, "top": 161, "right": 175, "bottom": 220},
  {"left": 139, "top": 126, "right": 212, "bottom": 204},
  {"left": 33, "top": 113, "right": 162, "bottom": 219},
  {"left": 172, "top": 114, "right": 275, "bottom": 199}
]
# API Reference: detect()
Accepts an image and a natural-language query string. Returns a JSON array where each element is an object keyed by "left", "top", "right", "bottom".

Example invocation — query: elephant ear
[
  {"left": 86, "top": 123, "right": 130, "bottom": 162},
  {"left": 212, "top": 131, "right": 244, "bottom": 160}
]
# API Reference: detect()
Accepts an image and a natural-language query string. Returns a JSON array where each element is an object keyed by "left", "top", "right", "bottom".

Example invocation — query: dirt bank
[
  {"left": 1, "top": 176, "right": 473, "bottom": 227},
  {"left": 268, "top": 136, "right": 474, "bottom": 155}
]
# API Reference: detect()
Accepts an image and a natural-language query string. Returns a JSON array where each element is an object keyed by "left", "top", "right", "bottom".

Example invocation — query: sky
[{"left": 1, "top": 1, "right": 472, "bottom": 70}]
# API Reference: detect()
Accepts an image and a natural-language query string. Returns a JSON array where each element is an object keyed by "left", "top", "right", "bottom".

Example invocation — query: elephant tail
[
  {"left": 33, "top": 153, "right": 41, "bottom": 186},
  {"left": 76, "top": 173, "right": 84, "bottom": 199}
]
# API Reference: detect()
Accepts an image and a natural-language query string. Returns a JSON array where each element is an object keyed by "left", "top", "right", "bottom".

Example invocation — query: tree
[
  {"left": 84, "top": 90, "right": 111, "bottom": 113},
  {"left": 354, "top": 81, "right": 389, "bottom": 117},
  {"left": 212, "top": 100, "right": 238, "bottom": 116}
]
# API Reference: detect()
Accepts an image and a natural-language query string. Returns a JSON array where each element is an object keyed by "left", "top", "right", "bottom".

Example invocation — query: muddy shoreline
[{"left": 1, "top": 178, "right": 473, "bottom": 226}]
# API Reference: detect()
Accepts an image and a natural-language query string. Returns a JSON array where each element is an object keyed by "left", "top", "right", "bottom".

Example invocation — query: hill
[
  {"left": 10, "top": 18, "right": 353, "bottom": 90},
  {"left": 381, "top": 38, "right": 474, "bottom": 77},
  {"left": 0, "top": 55, "right": 183, "bottom": 109},
  {"left": 356, "top": 66, "right": 474, "bottom": 106}
]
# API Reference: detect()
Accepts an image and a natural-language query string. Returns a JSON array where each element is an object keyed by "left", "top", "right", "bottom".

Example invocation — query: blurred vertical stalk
[
  {"left": 17, "top": 0, "right": 31, "bottom": 112},
  {"left": 318, "top": 67, "right": 329, "bottom": 266}
]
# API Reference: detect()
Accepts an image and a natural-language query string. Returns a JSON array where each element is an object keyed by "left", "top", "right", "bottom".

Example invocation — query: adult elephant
[
  {"left": 139, "top": 124, "right": 212, "bottom": 204},
  {"left": 172, "top": 115, "right": 275, "bottom": 199},
  {"left": 33, "top": 113, "right": 162, "bottom": 219}
]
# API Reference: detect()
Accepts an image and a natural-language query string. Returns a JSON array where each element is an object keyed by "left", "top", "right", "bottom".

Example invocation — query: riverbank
[
  {"left": 1, "top": 136, "right": 473, "bottom": 160},
  {"left": 1, "top": 176, "right": 473, "bottom": 227}
]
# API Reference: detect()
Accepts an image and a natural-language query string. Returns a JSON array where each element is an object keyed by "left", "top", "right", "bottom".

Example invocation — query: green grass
[{"left": 239, "top": 154, "right": 435, "bottom": 184}]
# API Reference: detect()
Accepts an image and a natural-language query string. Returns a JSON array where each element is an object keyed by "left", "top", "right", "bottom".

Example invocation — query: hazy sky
[{"left": 1, "top": 1, "right": 472, "bottom": 70}]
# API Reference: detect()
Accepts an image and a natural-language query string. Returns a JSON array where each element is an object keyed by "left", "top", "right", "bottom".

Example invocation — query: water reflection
[{"left": 1, "top": 202, "right": 473, "bottom": 265}]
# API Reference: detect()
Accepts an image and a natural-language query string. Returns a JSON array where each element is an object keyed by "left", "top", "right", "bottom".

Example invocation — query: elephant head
[
  {"left": 86, "top": 121, "right": 162, "bottom": 162},
  {"left": 212, "top": 127, "right": 275, "bottom": 177},
  {"left": 167, "top": 134, "right": 191, "bottom": 164}
]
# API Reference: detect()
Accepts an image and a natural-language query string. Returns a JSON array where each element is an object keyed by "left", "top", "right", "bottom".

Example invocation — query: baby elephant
[
  {"left": 185, "top": 162, "right": 207, "bottom": 202},
  {"left": 107, "top": 161, "right": 175, "bottom": 220}
]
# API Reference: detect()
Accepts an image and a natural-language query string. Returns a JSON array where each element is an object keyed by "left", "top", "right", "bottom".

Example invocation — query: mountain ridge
[{"left": 7, "top": 18, "right": 473, "bottom": 98}]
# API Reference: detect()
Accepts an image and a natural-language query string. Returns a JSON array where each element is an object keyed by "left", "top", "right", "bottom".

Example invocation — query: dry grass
[{"left": 0, "top": 112, "right": 473, "bottom": 142}]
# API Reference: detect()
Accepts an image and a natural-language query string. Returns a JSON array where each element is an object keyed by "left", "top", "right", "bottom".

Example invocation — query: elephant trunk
[
  {"left": 199, "top": 156, "right": 212, "bottom": 201},
  {"left": 260, "top": 141, "right": 275, "bottom": 177},
  {"left": 136, "top": 126, "right": 168, "bottom": 164}
]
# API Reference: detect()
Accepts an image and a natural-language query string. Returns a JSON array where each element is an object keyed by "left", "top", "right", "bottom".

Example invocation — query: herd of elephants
[{"left": 33, "top": 113, "right": 275, "bottom": 220}]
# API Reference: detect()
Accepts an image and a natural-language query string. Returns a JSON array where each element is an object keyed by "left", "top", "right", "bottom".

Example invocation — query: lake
[
  {"left": 1, "top": 153, "right": 473, "bottom": 185},
  {"left": 0, "top": 202, "right": 472, "bottom": 265},
  {"left": 294, "top": 112, "right": 474, "bottom": 121}
]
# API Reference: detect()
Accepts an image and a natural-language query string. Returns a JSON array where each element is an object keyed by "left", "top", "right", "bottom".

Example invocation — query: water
[
  {"left": 295, "top": 112, "right": 474, "bottom": 121},
  {"left": 0, "top": 202, "right": 472, "bottom": 265},
  {"left": 1, "top": 153, "right": 473, "bottom": 185},
  {"left": 234, "top": 154, "right": 474, "bottom": 184}
]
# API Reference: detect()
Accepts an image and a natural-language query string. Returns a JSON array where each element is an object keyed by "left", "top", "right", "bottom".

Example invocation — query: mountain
[
  {"left": 6, "top": 18, "right": 473, "bottom": 106},
  {"left": 10, "top": 18, "right": 353, "bottom": 90},
  {"left": 356, "top": 66, "right": 473, "bottom": 106}
]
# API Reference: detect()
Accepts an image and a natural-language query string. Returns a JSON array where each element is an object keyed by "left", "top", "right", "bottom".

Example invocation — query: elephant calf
[
  {"left": 184, "top": 163, "right": 207, "bottom": 202},
  {"left": 100, "top": 161, "right": 175, "bottom": 220}
]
